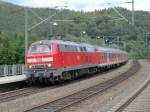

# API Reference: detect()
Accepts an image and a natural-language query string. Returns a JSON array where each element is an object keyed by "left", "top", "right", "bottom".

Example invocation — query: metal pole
[
  {"left": 25, "top": 8, "right": 28, "bottom": 65},
  {"left": 96, "top": 37, "right": 97, "bottom": 45},
  {"left": 146, "top": 32, "right": 148, "bottom": 45},
  {"left": 49, "top": 10, "right": 53, "bottom": 38},
  {"left": 51, "top": 23, "right": 53, "bottom": 37},
  {"left": 80, "top": 32, "right": 82, "bottom": 42},
  {"left": 132, "top": 0, "right": 134, "bottom": 25},
  {"left": 117, "top": 36, "right": 120, "bottom": 49},
  {"left": 103, "top": 36, "right": 105, "bottom": 46},
  {"left": 122, "top": 42, "right": 126, "bottom": 51}
]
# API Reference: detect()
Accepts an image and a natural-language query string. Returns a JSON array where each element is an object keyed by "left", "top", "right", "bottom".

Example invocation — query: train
[{"left": 26, "top": 40, "right": 128, "bottom": 85}]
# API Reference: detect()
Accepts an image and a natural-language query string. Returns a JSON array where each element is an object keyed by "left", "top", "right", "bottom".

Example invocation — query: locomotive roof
[
  {"left": 31, "top": 39, "right": 126, "bottom": 53},
  {"left": 97, "top": 47, "right": 121, "bottom": 51},
  {"left": 51, "top": 40, "right": 79, "bottom": 46},
  {"left": 50, "top": 40, "right": 95, "bottom": 48}
]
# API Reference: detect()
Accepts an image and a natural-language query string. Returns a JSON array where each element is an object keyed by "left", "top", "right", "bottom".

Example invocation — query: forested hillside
[{"left": 0, "top": 2, "right": 150, "bottom": 64}]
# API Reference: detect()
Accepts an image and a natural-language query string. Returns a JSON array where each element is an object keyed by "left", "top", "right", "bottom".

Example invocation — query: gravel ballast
[
  {"left": 0, "top": 61, "right": 132, "bottom": 112},
  {"left": 61, "top": 60, "right": 149, "bottom": 112}
]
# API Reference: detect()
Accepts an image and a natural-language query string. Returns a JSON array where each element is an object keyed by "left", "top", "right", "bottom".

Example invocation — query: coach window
[
  {"left": 107, "top": 53, "right": 109, "bottom": 59},
  {"left": 100, "top": 53, "right": 102, "bottom": 59},
  {"left": 101, "top": 53, "right": 103, "bottom": 59},
  {"left": 104, "top": 53, "right": 106, "bottom": 59},
  {"left": 79, "top": 47, "right": 83, "bottom": 52},
  {"left": 109, "top": 53, "right": 111, "bottom": 59},
  {"left": 103, "top": 53, "right": 105, "bottom": 59},
  {"left": 83, "top": 47, "right": 87, "bottom": 52}
]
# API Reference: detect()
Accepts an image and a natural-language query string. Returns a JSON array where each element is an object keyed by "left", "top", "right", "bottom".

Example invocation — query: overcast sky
[{"left": 2, "top": 0, "right": 150, "bottom": 12}]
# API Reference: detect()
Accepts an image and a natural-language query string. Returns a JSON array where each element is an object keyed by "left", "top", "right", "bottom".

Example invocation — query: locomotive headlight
[
  {"left": 29, "top": 65, "right": 32, "bottom": 69},
  {"left": 47, "top": 64, "right": 51, "bottom": 67},
  {"left": 42, "top": 57, "right": 53, "bottom": 62}
]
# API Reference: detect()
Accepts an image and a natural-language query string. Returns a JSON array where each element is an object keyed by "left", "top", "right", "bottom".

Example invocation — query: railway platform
[
  {"left": 0, "top": 75, "right": 27, "bottom": 85},
  {"left": 0, "top": 64, "right": 27, "bottom": 84}
]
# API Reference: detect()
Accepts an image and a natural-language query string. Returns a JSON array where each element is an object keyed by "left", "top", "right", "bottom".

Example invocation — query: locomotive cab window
[{"left": 28, "top": 44, "right": 51, "bottom": 54}]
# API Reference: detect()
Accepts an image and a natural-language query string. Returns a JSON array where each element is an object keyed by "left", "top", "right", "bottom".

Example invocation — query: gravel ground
[
  {"left": 0, "top": 61, "right": 132, "bottom": 112},
  {"left": 61, "top": 60, "right": 150, "bottom": 112},
  {"left": 0, "top": 81, "right": 26, "bottom": 93}
]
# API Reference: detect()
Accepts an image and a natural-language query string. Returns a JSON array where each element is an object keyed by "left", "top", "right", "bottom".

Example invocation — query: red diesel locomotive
[{"left": 26, "top": 40, "right": 128, "bottom": 84}]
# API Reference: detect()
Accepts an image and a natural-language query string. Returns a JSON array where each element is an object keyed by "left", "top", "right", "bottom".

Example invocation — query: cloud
[
  {"left": 3, "top": 0, "right": 116, "bottom": 11},
  {"left": 119, "top": 0, "right": 150, "bottom": 11},
  {"left": 3, "top": 0, "right": 67, "bottom": 8},
  {"left": 2, "top": 0, "right": 150, "bottom": 12},
  {"left": 66, "top": 0, "right": 118, "bottom": 11}
]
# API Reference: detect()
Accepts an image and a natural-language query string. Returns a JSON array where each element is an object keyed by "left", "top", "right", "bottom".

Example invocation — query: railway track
[
  {"left": 108, "top": 61, "right": 150, "bottom": 112},
  {"left": 0, "top": 87, "right": 48, "bottom": 103},
  {"left": 25, "top": 61, "right": 140, "bottom": 112},
  {"left": 0, "top": 62, "right": 126, "bottom": 104},
  {"left": 112, "top": 79, "right": 150, "bottom": 112}
]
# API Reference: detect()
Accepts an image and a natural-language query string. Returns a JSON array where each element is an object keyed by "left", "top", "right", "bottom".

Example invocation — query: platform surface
[{"left": 0, "top": 75, "right": 27, "bottom": 85}]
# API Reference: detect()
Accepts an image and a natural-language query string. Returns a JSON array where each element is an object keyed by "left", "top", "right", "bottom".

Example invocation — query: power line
[{"left": 106, "top": 2, "right": 128, "bottom": 22}]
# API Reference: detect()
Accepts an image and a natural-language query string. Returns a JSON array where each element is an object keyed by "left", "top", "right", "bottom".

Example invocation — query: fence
[{"left": 0, "top": 64, "right": 25, "bottom": 77}]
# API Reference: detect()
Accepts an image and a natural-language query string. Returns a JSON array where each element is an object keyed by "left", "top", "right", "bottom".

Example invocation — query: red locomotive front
[{"left": 26, "top": 40, "right": 61, "bottom": 84}]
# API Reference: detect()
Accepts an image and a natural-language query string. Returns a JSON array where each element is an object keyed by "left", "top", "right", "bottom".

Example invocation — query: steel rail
[{"left": 25, "top": 61, "right": 140, "bottom": 112}]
